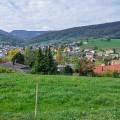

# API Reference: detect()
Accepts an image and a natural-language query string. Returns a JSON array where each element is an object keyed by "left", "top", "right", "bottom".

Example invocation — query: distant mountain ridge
[
  {"left": 10, "top": 30, "right": 52, "bottom": 40},
  {"left": 0, "top": 30, "right": 25, "bottom": 44},
  {"left": 26, "top": 21, "right": 120, "bottom": 44}
]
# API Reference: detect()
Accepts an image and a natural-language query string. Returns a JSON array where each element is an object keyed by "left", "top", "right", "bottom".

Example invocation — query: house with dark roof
[
  {"left": 68, "top": 51, "right": 82, "bottom": 59},
  {"left": 0, "top": 62, "right": 30, "bottom": 74},
  {"left": 57, "top": 63, "right": 74, "bottom": 72}
]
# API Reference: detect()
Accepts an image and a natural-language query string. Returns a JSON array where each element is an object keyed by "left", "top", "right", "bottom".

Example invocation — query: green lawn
[{"left": 0, "top": 73, "right": 120, "bottom": 119}]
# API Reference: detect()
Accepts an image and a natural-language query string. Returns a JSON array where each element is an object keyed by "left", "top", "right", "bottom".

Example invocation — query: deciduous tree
[
  {"left": 57, "top": 46, "right": 62, "bottom": 56},
  {"left": 24, "top": 47, "right": 37, "bottom": 67},
  {"left": 8, "top": 49, "right": 21, "bottom": 62}
]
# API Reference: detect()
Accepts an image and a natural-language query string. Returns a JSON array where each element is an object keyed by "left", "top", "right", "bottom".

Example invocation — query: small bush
[
  {"left": 102, "top": 69, "right": 112, "bottom": 77},
  {"left": 0, "top": 67, "right": 17, "bottom": 73},
  {"left": 12, "top": 70, "right": 18, "bottom": 73},
  {"left": 93, "top": 72, "right": 102, "bottom": 77},
  {"left": 0, "top": 67, "right": 6, "bottom": 73},
  {"left": 0, "top": 58, "right": 2, "bottom": 63},
  {"left": 113, "top": 70, "right": 119, "bottom": 78},
  {"left": 64, "top": 65, "right": 73, "bottom": 75},
  {"left": 6, "top": 68, "right": 12, "bottom": 73},
  {"left": 30, "top": 68, "right": 36, "bottom": 74}
]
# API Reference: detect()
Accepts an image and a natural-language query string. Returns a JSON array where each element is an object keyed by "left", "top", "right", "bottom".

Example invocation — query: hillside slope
[
  {"left": 26, "top": 21, "right": 120, "bottom": 44},
  {"left": 0, "top": 30, "right": 25, "bottom": 44},
  {"left": 10, "top": 30, "right": 52, "bottom": 40}
]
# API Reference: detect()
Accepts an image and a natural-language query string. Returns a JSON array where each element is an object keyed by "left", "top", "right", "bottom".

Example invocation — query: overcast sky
[{"left": 0, "top": 0, "right": 120, "bottom": 32}]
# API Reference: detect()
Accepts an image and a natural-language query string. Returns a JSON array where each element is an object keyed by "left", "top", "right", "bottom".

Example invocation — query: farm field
[
  {"left": 80, "top": 39, "right": 120, "bottom": 53},
  {"left": 82, "top": 39, "right": 120, "bottom": 47},
  {"left": 0, "top": 73, "right": 120, "bottom": 119}
]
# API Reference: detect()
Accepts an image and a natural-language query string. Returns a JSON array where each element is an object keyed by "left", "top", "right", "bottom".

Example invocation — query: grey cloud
[{"left": 0, "top": 0, "right": 120, "bottom": 32}]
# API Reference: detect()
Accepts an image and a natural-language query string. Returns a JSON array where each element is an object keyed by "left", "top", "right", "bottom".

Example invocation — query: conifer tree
[
  {"left": 44, "top": 48, "right": 49, "bottom": 73},
  {"left": 47, "top": 47, "right": 57, "bottom": 74},
  {"left": 34, "top": 47, "right": 45, "bottom": 73}
]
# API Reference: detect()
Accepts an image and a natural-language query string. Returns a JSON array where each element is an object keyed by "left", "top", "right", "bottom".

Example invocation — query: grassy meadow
[{"left": 0, "top": 73, "right": 120, "bottom": 119}]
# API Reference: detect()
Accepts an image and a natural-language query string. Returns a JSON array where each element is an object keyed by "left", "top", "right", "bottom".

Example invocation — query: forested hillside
[
  {"left": 0, "top": 30, "right": 25, "bottom": 45},
  {"left": 11, "top": 30, "right": 52, "bottom": 40},
  {"left": 26, "top": 21, "right": 120, "bottom": 44}
]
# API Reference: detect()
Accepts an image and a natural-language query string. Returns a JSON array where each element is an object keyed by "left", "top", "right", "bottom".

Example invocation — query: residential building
[
  {"left": 111, "top": 60, "right": 120, "bottom": 65},
  {"left": 86, "top": 52, "right": 94, "bottom": 58},
  {"left": 68, "top": 51, "right": 82, "bottom": 59},
  {"left": 98, "top": 52, "right": 103, "bottom": 56},
  {"left": 106, "top": 50, "right": 114, "bottom": 55},
  {"left": 93, "top": 65, "right": 120, "bottom": 75},
  {"left": 0, "top": 50, "right": 2, "bottom": 57},
  {"left": 90, "top": 50, "right": 95, "bottom": 54}
]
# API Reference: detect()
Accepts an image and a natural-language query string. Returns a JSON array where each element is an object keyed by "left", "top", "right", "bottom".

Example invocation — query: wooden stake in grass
[{"left": 35, "top": 84, "right": 38, "bottom": 119}]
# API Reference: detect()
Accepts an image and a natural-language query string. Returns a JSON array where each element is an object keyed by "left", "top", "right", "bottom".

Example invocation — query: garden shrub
[
  {"left": 6, "top": 68, "right": 12, "bottom": 73},
  {"left": 113, "top": 70, "right": 119, "bottom": 78},
  {"left": 64, "top": 65, "right": 73, "bottom": 75},
  {"left": 0, "top": 58, "right": 2, "bottom": 63},
  {"left": 0, "top": 67, "right": 18, "bottom": 73},
  {"left": 93, "top": 72, "right": 102, "bottom": 77},
  {"left": 30, "top": 68, "right": 36, "bottom": 74},
  {"left": 102, "top": 69, "right": 112, "bottom": 77},
  {"left": 0, "top": 67, "right": 6, "bottom": 73}
]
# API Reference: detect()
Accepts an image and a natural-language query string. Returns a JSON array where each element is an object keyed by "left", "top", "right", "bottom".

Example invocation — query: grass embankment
[{"left": 0, "top": 74, "right": 120, "bottom": 119}]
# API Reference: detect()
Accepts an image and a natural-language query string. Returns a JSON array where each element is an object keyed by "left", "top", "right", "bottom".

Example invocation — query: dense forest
[{"left": 26, "top": 21, "right": 120, "bottom": 44}]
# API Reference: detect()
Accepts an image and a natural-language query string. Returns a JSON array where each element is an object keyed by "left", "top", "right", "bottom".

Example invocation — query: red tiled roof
[
  {"left": 98, "top": 52, "right": 103, "bottom": 55},
  {"left": 86, "top": 52, "right": 94, "bottom": 55},
  {"left": 64, "top": 47, "right": 70, "bottom": 50},
  {"left": 93, "top": 65, "right": 120, "bottom": 75},
  {"left": 68, "top": 51, "right": 77, "bottom": 54}
]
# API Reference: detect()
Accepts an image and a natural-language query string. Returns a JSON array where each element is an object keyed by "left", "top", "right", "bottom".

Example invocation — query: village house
[
  {"left": 106, "top": 50, "right": 114, "bottom": 55},
  {"left": 64, "top": 47, "right": 70, "bottom": 52},
  {"left": 57, "top": 63, "right": 74, "bottom": 72},
  {"left": 90, "top": 50, "right": 95, "bottom": 54},
  {"left": 110, "top": 53, "right": 119, "bottom": 58},
  {"left": 83, "top": 42, "right": 87, "bottom": 45},
  {"left": 98, "top": 52, "right": 103, "bottom": 56},
  {"left": 0, "top": 62, "right": 30, "bottom": 74},
  {"left": 84, "top": 49, "right": 89, "bottom": 52},
  {"left": 93, "top": 64, "right": 120, "bottom": 75},
  {"left": 86, "top": 52, "right": 94, "bottom": 58},
  {"left": 68, "top": 51, "right": 82, "bottom": 59},
  {"left": 111, "top": 60, "right": 120, "bottom": 65},
  {"left": 0, "top": 50, "right": 3, "bottom": 57}
]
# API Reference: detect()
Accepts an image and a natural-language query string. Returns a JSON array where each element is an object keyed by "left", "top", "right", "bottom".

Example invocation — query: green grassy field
[
  {"left": 0, "top": 73, "right": 120, "bottom": 119},
  {"left": 80, "top": 39, "right": 120, "bottom": 53},
  {"left": 82, "top": 39, "right": 120, "bottom": 47}
]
